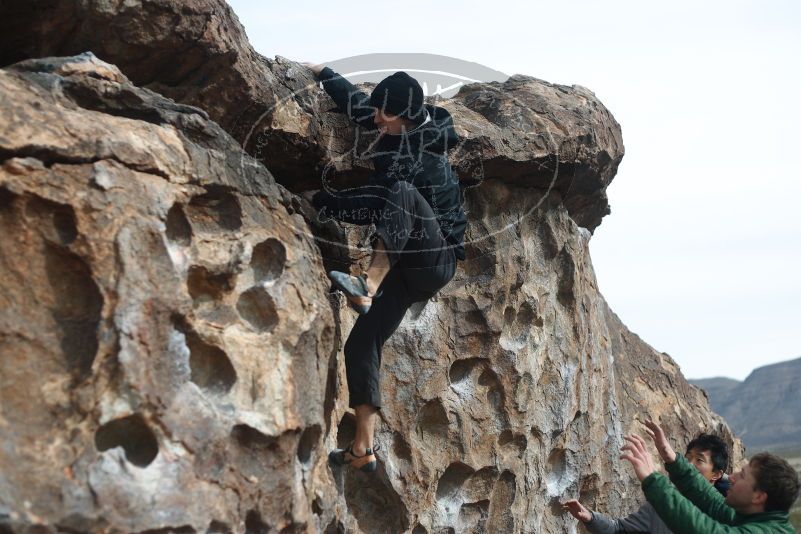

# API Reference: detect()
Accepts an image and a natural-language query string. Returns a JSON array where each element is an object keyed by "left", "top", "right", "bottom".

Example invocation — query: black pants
[{"left": 344, "top": 181, "right": 457, "bottom": 408}]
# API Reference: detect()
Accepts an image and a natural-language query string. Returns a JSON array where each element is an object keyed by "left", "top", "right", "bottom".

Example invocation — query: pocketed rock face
[
  {"left": 0, "top": 0, "right": 622, "bottom": 232},
  {"left": 369, "top": 184, "right": 742, "bottom": 533},
  {"left": 0, "top": 54, "right": 738, "bottom": 533},
  {"left": 0, "top": 54, "right": 340, "bottom": 533}
]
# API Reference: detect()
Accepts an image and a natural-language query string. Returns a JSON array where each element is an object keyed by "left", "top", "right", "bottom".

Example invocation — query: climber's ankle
[
  {"left": 351, "top": 440, "right": 372, "bottom": 457},
  {"left": 362, "top": 273, "right": 380, "bottom": 297}
]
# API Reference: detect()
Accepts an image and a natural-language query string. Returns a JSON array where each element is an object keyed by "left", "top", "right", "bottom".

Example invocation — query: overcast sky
[{"left": 227, "top": 0, "right": 800, "bottom": 380}]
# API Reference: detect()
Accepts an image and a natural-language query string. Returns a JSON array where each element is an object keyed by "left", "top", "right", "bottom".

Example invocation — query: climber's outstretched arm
[{"left": 304, "top": 63, "right": 376, "bottom": 128}]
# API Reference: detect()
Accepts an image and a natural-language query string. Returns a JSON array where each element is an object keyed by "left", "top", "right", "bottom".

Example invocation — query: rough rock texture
[
  {"left": 0, "top": 0, "right": 622, "bottom": 232},
  {"left": 0, "top": 52, "right": 740, "bottom": 534},
  {"left": 0, "top": 0, "right": 276, "bottom": 144},
  {"left": 0, "top": 54, "right": 339, "bottom": 533},
  {"left": 359, "top": 183, "right": 744, "bottom": 533},
  {"left": 692, "top": 357, "right": 801, "bottom": 450}
]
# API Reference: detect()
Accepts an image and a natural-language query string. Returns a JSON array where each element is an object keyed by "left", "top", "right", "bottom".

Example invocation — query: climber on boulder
[{"left": 301, "top": 62, "right": 467, "bottom": 472}]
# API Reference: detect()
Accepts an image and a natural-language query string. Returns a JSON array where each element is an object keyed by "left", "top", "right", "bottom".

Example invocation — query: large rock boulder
[
  {"left": 0, "top": 53, "right": 338, "bottom": 533},
  {"left": 0, "top": 52, "right": 740, "bottom": 534},
  {"left": 0, "top": 2, "right": 740, "bottom": 531}
]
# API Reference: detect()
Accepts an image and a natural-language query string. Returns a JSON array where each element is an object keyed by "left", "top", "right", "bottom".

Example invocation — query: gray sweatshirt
[{"left": 584, "top": 502, "right": 673, "bottom": 534}]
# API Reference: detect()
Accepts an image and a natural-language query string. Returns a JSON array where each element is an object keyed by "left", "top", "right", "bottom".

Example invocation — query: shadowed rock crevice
[
  {"left": 165, "top": 203, "right": 193, "bottom": 246},
  {"left": 244, "top": 510, "right": 270, "bottom": 534},
  {"left": 236, "top": 286, "right": 278, "bottom": 333},
  {"left": 323, "top": 518, "right": 345, "bottom": 534},
  {"left": 334, "top": 411, "right": 357, "bottom": 450},
  {"left": 322, "top": 329, "right": 340, "bottom": 435},
  {"left": 94, "top": 414, "right": 159, "bottom": 467},
  {"left": 458, "top": 500, "right": 490, "bottom": 532},
  {"left": 296, "top": 424, "right": 321, "bottom": 466},
  {"left": 498, "top": 429, "right": 527, "bottom": 456},
  {"left": 343, "top": 460, "right": 409, "bottom": 534},
  {"left": 460, "top": 241, "right": 497, "bottom": 280},
  {"left": 461, "top": 466, "right": 499, "bottom": 502},
  {"left": 0, "top": 186, "right": 14, "bottom": 208},
  {"left": 449, "top": 358, "right": 489, "bottom": 385},
  {"left": 546, "top": 447, "right": 571, "bottom": 495},
  {"left": 557, "top": 247, "right": 577, "bottom": 307},
  {"left": 392, "top": 431, "right": 413, "bottom": 473},
  {"left": 330, "top": 413, "right": 409, "bottom": 532},
  {"left": 578, "top": 473, "right": 601, "bottom": 505},
  {"left": 44, "top": 243, "right": 103, "bottom": 378},
  {"left": 224, "top": 423, "right": 310, "bottom": 529},
  {"left": 207, "top": 519, "right": 233, "bottom": 533},
  {"left": 436, "top": 462, "right": 475, "bottom": 501},
  {"left": 448, "top": 358, "right": 508, "bottom": 430},
  {"left": 415, "top": 399, "right": 451, "bottom": 452},
  {"left": 229, "top": 425, "right": 301, "bottom": 503},
  {"left": 0, "top": 142, "right": 174, "bottom": 180},
  {"left": 183, "top": 330, "right": 237, "bottom": 394},
  {"left": 487, "top": 471, "right": 516, "bottom": 532},
  {"left": 187, "top": 265, "right": 236, "bottom": 302},
  {"left": 136, "top": 526, "right": 196, "bottom": 534},
  {"left": 25, "top": 196, "right": 78, "bottom": 245},
  {"left": 481, "top": 367, "right": 506, "bottom": 421},
  {"left": 3, "top": 191, "right": 99, "bottom": 379},
  {"left": 500, "top": 300, "right": 542, "bottom": 351},
  {"left": 54, "top": 68, "right": 212, "bottom": 126},
  {"left": 436, "top": 463, "right": 500, "bottom": 532},
  {"left": 251, "top": 238, "right": 287, "bottom": 283},
  {"left": 232, "top": 424, "right": 279, "bottom": 451},
  {"left": 187, "top": 189, "right": 242, "bottom": 233}
]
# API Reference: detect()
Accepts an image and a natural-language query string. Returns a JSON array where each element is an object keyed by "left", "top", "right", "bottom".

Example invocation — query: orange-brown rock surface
[
  {"left": 0, "top": 3, "right": 740, "bottom": 533},
  {"left": 0, "top": 0, "right": 621, "bottom": 232}
]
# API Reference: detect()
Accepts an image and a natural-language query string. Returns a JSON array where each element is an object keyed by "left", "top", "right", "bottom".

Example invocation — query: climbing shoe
[
  {"left": 328, "top": 442, "right": 381, "bottom": 473},
  {"left": 327, "top": 271, "right": 382, "bottom": 315}
]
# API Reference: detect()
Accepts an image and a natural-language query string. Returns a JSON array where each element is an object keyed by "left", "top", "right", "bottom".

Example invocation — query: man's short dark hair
[
  {"left": 686, "top": 433, "right": 730, "bottom": 473},
  {"left": 749, "top": 452, "right": 801, "bottom": 513}
]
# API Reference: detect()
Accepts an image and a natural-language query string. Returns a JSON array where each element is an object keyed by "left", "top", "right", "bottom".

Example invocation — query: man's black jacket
[{"left": 311, "top": 67, "right": 467, "bottom": 261}]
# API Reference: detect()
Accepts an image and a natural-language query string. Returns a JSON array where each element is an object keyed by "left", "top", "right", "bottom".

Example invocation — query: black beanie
[{"left": 369, "top": 71, "right": 425, "bottom": 122}]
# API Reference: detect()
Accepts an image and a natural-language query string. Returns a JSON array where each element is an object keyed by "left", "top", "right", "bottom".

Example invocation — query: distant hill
[{"left": 690, "top": 356, "right": 801, "bottom": 451}]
